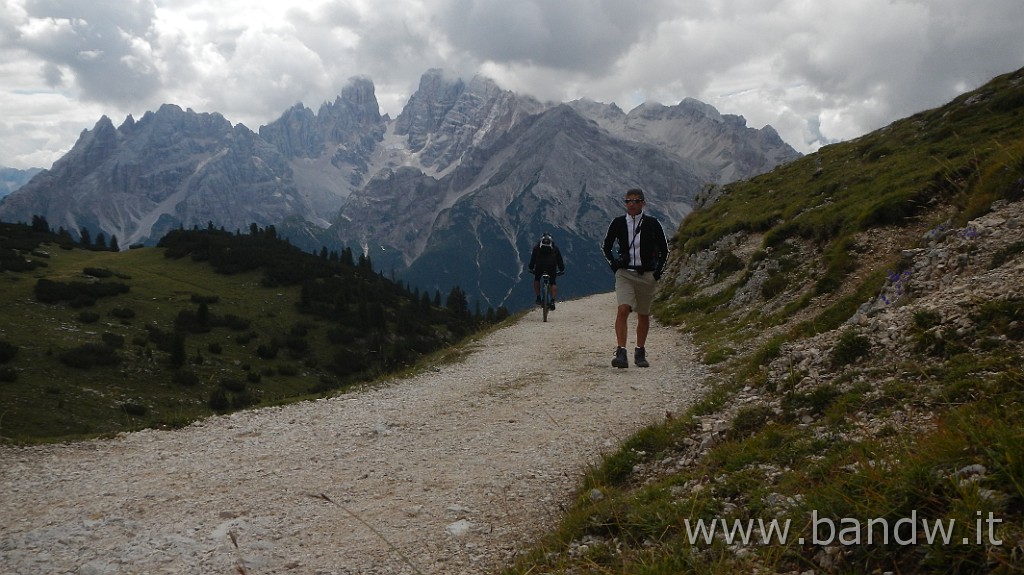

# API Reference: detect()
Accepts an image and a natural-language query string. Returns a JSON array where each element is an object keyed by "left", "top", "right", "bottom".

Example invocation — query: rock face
[
  {"left": 392, "top": 71, "right": 546, "bottom": 175},
  {"left": 0, "top": 68, "right": 801, "bottom": 309}
]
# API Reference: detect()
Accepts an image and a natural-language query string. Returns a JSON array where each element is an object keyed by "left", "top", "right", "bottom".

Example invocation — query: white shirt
[{"left": 626, "top": 212, "right": 644, "bottom": 268}]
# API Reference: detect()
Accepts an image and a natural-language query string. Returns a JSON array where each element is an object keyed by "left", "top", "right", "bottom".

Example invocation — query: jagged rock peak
[
  {"left": 118, "top": 114, "right": 137, "bottom": 132},
  {"left": 320, "top": 76, "right": 381, "bottom": 122},
  {"left": 50, "top": 115, "right": 121, "bottom": 173},
  {"left": 394, "top": 68, "right": 468, "bottom": 140},
  {"left": 258, "top": 76, "right": 384, "bottom": 159},
  {"left": 91, "top": 115, "right": 117, "bottom": 135},
  {"left": 391, "top": 68, "right": 546, "bottom": 173}
]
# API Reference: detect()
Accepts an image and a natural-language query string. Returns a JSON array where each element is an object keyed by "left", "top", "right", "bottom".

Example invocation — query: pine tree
[{"left": 30, "top": 215, "right": 50, "bottom": 233}]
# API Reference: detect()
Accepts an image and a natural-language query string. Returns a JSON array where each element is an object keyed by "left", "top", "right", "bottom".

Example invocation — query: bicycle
[{"left": 539, "top": 271, "right": 563, "bottom": 322}]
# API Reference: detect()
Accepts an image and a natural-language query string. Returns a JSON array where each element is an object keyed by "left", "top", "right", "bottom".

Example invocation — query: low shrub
[
  {"left": 730, "top": 404, "right": 775, "bottom": 439},
  {"left": 208, "top": 388, "right": 229, "bottom": 412},
  {"left": 712, "top": 251, "right": 745, "bottom": 279},
  {"left": 78, "top": 311, "right": 100, "bottom": 323},
  {"left": 0, "top": 366, "right": 17, "bottom": 383},
  {"left": 220, "top": 378, "right": 247, "bottom": 392},
  {"left": 913, "top": 309, "right": 943, "bottom": 330},
  {"left": 190, "top": 294, "right": 220, "bottom": 304},
  {"left": 831, "top": 330, "right": 871, "bottom": 367},
  {"left": 761, "top": 272, "right": 789, "bottom": 299},
  {"left": 0, "top": 340, "right": 18, "bottom": 364},
  {"left": 34, "top": 278, "right": 129, "bottom": 306},
  {"left": 59, "top": 343, "right": 120, "bottom": 369},
  {"left": 82, "top": 267, "right": 113, "bottom": 278},
  {"left": 119, "top": 403, "right": 147, "bottom": 416},
  {"left": 109, "top": 307, "right": 136, "bottom": 320},
  {"left": 256, "top": 344, "right": 279, "bottom": 359},
  {"left": 172, "top": 368, "right": 200, "bottom": 387}
]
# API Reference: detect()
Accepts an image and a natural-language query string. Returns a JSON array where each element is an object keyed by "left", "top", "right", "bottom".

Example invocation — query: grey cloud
[
  {"left": 773, "top": 0, "right": 1024, "bottom": 138},
  {"left": 41, "top": 62, "right": 63, "bottom": 86},
  {"left": 294, "top": 3, "right": 437, "bottom": 76},
  {"left": 19, "top": 0, "right": 163, "bottom": 105},
  {"left": 275, "top": 3, "right": 449, "bottom": 116},
  {"left": 433, "top": 0, "right": 672, "bottom": 74}
]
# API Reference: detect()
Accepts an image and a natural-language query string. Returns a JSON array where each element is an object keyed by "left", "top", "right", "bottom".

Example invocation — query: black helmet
[{"left": 540, "top": 232, "right": 553, "bottom": 247}]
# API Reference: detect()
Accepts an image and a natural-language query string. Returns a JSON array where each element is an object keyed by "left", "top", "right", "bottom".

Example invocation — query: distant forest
[{"left": 156, "top": 223, "right": 511, "bottom": 375}]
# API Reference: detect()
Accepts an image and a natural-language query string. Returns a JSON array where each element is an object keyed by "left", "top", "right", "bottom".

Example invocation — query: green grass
[{"left": 0, "top": 246, "right": 324, "bottom": 441}]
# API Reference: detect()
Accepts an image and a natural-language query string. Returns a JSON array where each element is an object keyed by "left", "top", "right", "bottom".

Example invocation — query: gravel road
[{"left": 0, "top": 291, "right": 706, "bottom": 575}]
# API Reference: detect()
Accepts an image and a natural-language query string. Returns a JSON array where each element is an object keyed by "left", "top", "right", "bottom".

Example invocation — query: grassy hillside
[
  {"left": 0, "top": 226, "right": 500, "bottom": 443},
  {"left": 503, "top": 68, "right": 1024, "bottom": 573}
]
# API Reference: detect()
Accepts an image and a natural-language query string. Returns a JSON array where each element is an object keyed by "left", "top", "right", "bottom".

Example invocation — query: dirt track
[{"left": 0, "top": 291, "right": 705, "bottom": 575}]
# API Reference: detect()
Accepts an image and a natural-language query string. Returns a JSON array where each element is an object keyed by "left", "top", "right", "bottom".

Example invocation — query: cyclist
[{"left": 528, "top": 232, "right": 565, "bottom": 309}]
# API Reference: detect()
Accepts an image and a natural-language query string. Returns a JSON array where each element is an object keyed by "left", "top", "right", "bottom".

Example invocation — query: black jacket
[
  {"left": 529, "top": 243, "right": 565, "bottom": 273},
  {"left": 602, "top": 213, "right": 669, "bottom": 277}
]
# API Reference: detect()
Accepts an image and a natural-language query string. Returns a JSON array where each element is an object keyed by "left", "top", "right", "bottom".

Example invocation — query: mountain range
[
  {"left": 0, "top": 69, "right": 800, "bottom": 310},
  {"left": 0, "top": 167, "right": 40, "bottom": 200}
]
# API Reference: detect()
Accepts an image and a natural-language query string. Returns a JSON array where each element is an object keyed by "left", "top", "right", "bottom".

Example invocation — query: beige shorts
[{"left": 615, "top": 269, "right": 657, "bottom": 315}]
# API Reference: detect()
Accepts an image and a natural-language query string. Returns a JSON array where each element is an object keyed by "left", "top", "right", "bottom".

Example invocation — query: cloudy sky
[{"left": 1, "top": 0, "right": 1022, "bottom": 170}]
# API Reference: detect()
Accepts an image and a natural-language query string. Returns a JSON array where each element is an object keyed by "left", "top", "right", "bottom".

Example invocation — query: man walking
[{"left": 602, "top": 188, "right": 669, "bottom": 368}]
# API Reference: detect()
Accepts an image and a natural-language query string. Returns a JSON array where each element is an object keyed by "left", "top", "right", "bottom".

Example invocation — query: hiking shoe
[
  {"left": 634, "top": 347, "right": 650, "bottom": 368},
  {"left": 548, "top": 300, "right": 556, "bottom": 310},
  {"left": 612, "top": 347, "right": 628, "bottom": 368}
]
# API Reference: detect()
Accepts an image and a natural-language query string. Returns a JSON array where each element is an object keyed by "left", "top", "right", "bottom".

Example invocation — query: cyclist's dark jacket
[
  {"left": 529, "top": 243, "right": 565, "bottom": 277},
  {"left": 602, "top": 213, "right": 669, "bottom": 276}
]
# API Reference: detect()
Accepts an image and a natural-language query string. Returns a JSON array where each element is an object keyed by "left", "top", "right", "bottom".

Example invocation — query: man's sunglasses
[{"left": 624, "top": 199, "right": 644, "bottom": 204}]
